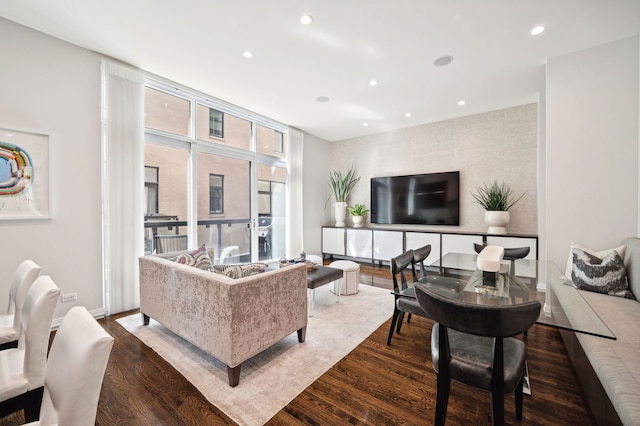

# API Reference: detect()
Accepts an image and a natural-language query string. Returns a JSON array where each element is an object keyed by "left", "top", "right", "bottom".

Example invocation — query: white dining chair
[
  {"left": 22, "top": 306, "right": 114, "bottom": 426},
  {"left": 0, "top": 260, "right": 42, "bottom": 350},
  {"left": 0, "top": 275, "right": 60, "bottom": 422}
]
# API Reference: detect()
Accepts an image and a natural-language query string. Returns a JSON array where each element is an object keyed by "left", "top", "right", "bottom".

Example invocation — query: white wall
[
  {"left": 302, "top": 132, "right": 332, "bottom": 255},
  {"left": 0, "top": 18, "right": 104, "bottom": 320},
  {"left": 546, "top": 36, "right": 639, "bottom": 268}
]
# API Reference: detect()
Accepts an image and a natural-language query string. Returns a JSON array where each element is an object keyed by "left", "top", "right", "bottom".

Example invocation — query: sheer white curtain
[
  {"left": 286, "top": 128, "right": 304, "bottom": 258},
  {"left": 101, "top": 61, "right": 144, "bottom": 314}
]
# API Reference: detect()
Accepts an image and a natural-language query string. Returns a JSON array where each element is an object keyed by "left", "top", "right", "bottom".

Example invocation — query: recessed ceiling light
[
  {"left": 433, "top": 55, "right": 454, "bottom": 67},
  {"left": 300, "top": 15, "right": 313, "bottom": 25},
  {"left": 243, "top": 51, "right": 253, "bottom": 59},
  {"left": 530, "top": 26, "right": 545, "bottom": 36},
  {"left": 362, "top": 123, "right": 369, "bottom": 127},
  {"left": 405, "top": 113, "right": 412, "bottom": 118},
  {"left": 316, "top": 96, "right": 330, "bottom": 103},
  {"left": 369, "top": 80, "right": 378, "bottom": 86},
  {"left": 458, "top": 100, "right": 466, "bottom": 106}
]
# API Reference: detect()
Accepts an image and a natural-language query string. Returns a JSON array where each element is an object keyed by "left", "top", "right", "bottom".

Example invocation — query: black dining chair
[
  {"left": 411, "top": 244, "right": 432, "bottom": 282},
  {"left": 415, "top": 283, "right": 541, "bottom": 426},
  {"left": 396, "top": 245, "right": 433, "bottom": 327},
  {"left": 387, "top": 250, "right": 430, "bottom": 345}
]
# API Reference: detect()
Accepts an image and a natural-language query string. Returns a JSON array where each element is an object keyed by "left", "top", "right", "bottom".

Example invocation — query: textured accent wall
[{"left": 329, "top": 103, "right": 538, "bottom": 234}]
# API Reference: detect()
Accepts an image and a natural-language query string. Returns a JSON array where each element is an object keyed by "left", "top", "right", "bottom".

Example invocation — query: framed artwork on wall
[{"left": 0, "top": 127, "right": 50, "bottom": 220}]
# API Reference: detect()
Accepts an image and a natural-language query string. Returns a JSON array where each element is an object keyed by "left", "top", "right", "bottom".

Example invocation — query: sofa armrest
[{"left": 226, "top": 264, "right": 308, "bottom": 366}]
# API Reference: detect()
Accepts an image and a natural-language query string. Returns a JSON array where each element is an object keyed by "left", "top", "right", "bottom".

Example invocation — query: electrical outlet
[{"left": 61, "top": 293, "right": 77, "bottom": 303}]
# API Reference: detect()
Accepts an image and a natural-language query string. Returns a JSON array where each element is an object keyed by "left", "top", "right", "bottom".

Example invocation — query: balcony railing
[{"left": 144, "top": 217, "right": 251, "bottom": 260}]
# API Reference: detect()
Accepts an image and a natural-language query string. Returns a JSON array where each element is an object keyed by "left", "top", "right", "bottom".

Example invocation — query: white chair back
[
  {"left": 36, "top": 307, "right": 114, "bottom": 426},
  {"left": 8, "top": 260, "right": 42, "bottom": 332},
  {"left": 20, "top": 276, "right": 60, "bottom": 388}
]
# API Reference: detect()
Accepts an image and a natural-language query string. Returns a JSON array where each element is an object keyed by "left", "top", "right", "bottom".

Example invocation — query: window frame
[
  {"left": 144, "top": 77, "right": 290, "bottom": 261},
  {"left": 274, "top": 131, "right": 284, "bottom": 153}
]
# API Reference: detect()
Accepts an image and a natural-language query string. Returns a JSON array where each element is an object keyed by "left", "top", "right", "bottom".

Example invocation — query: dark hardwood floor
[{"left": 0, "top": 263, "right": 595, "bottom": 425}]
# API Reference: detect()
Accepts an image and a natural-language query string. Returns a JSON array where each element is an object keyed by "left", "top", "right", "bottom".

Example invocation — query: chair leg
[
  {"left": 515, "top": 376, "right": 524, "bottom": 420},
  {"left": 407, "top": 313, "right": 412, "bottom": 324},
  {"left": 490, "top": 389, "right": 505, "bottom": 426},
  {"left": 387, "top": 308, "right": 400, "bottom": 345},
  {"left": 435, "top": 374, "right": 450, "bottom": 426},
  {"left": 396, "top": 311, "right": 406, "bottom": 333},
  {"left": 0, "top": 386, "right": 43, "bottom": 422},
  {"left": 23, "top": 388, "right": 43, "bottom": 423}
]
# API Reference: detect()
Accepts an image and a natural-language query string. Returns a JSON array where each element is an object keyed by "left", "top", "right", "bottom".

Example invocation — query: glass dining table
[{"left": 394, "top": 252, "right": 615, "bottom": 340}]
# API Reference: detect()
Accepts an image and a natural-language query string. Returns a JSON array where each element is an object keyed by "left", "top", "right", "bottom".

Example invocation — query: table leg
[
  {"left": 308, "top": 288, "right": 315, "bottom": 317},
  {"left": 333, "top": 278, "right": 342, "bottom": 303}
]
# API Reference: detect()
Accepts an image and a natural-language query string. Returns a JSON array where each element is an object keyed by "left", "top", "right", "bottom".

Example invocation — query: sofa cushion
[
  {"left": 212, "top": 263, "right": 268, "bottom": 279},
  {"left": 571, "top": 249, "right": 633, "bottom": 299},
  {"left": 564, "top": 242, "right": 626, "bottom": 280},
  {"left": 577, "top": 291, "right": 640, "bottom": 425},
  {"left": 172, "top": 245, "right": 213, "bottom": 271}
]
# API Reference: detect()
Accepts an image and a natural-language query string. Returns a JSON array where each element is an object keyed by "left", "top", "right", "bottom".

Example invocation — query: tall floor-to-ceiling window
[{"left": 143, "top": 79, "right": 290, "bottom": 262}]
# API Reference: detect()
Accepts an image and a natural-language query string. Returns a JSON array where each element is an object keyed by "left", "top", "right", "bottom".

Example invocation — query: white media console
[{"left": 321, "top": 226, "right": 538, "bottom": 266}]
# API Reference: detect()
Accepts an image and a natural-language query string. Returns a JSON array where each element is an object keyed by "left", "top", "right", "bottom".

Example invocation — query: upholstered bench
[{"left": 557, "top": 237, "right": 640, "bottom": 425}]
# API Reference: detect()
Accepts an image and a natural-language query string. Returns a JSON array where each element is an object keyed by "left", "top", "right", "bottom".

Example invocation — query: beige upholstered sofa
[{"left": 139, "top": 251, "right": 308, "bottom": 387}]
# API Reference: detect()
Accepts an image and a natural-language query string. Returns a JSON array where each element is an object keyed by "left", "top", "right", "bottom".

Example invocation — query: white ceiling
[{"left": 1, "top": 1, "right": 639, "bottom": 142}]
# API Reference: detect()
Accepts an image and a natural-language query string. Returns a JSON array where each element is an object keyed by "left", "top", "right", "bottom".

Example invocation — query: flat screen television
[{"left": 370, "top": 171, "right": 460, "bottom": 225}]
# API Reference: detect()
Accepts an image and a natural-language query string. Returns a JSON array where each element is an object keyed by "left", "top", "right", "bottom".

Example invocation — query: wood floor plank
[{"left": 0, "top": 263, "right": 596, "bottom": 425}]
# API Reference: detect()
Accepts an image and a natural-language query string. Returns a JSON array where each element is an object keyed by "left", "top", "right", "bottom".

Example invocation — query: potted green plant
[
  {"left": 326, "top": 165, "right": 360, "bottom": 227},
  {"left": 471, "top": 180, "right": 525, "bottom": 234},
  {"left": 347, "top": 204, "right": 370, "bottom": 228}
]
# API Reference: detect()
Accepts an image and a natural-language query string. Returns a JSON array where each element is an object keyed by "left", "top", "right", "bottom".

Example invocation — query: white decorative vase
[
  {"left": 334, "top": 202, "right": 347, "bottom": 227},
  {"left": 351, "top": 215, "right": 364, "bottom": 228},
  {"left": 484, "top": 211, "right": 510, "bottom": 234}
]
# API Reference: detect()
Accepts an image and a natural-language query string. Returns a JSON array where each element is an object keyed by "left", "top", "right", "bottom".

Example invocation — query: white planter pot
[
  {"left": 351, "top": 215, "right": 364, "bottom": 228},
  {"left": 334, "top": 202, "right": 347, "bottom": 227},
  {"left": 484, "top": 211, "right": 510, "bottom": 234}
]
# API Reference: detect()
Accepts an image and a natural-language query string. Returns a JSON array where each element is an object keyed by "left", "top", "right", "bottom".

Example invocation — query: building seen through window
[
  {"left": 209, "top": 174, "right": 224, "bottom": 214},
  {"left": 209, "top": 108, "right": 224, "bottom": 138},
  {"left": 144, "top": 166, "right": 158, "bottom": 216}
]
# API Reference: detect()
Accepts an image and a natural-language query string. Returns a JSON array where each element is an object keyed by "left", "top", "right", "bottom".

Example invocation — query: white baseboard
[{"left": 51, "top": 307, "right": 107, "bottom": 330}]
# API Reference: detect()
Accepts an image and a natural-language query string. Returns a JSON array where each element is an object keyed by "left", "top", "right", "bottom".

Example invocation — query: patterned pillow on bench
[{"left": 571, "top": 248, "right": 634, "bottom": 299}]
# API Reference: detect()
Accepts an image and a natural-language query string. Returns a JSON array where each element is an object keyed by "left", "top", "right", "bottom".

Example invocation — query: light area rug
[{"left": 117, "top": 284, "right": 392, "bottom": 426}]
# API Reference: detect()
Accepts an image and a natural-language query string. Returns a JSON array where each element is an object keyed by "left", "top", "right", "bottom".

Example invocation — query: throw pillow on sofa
[
  {"left": 564, "top": 242, "right": 626, "bottom": 280},
  {"left": 212, "top": 263, "right": 268, "bottom": 279},
  {"left": 571, "top": 248, "right": 634, "bottom": 299},
  {"left": 172, "top": 245, "right": 213, "bottom": 271}
]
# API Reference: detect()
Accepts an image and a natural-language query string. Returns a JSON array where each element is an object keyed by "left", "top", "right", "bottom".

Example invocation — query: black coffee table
[{"left": 306, "top": 265, "right": 343, "bottom": 316}]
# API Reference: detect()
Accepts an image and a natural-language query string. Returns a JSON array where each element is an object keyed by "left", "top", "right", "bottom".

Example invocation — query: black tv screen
[{"left": 370, "top": 171, "right": 460, "bottom": 225}]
